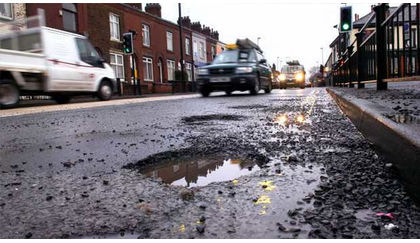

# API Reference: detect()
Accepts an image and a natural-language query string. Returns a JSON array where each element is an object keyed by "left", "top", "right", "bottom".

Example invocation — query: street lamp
[
  {"left": 257, "top": 37, "right": 261, "bottom": 46},
  {"left": 276, "top": 57, "right": 279, "bottom": 70},
  {"left": 320, "top": 47, "right": 324, "bottom": 65}
]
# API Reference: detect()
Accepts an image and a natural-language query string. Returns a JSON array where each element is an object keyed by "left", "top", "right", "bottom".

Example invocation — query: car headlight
[
  {"left": 198, "top": 68, "right": 209, "bottom": 75},
  {"left": 295, "top": 73, "right": 304, "bottom": 81},
  {"left": 279, "top": 74, "right": 286, "bottom": 81},
  {"left": 236, "top": 67, "right": 253, "bottom": 74}
]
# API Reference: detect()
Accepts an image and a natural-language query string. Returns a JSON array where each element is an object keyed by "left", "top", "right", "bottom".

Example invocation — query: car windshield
[
  {"left": 281, "top": 65, "right": 303, "bottom": 73},
  {"left": 212, "top": 49, "right": 255, "bottom": 64}
]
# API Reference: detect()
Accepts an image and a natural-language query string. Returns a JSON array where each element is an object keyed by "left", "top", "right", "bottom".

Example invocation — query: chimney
[
  {"left": 202, "top": 26, "right": 211, "bottom": 36},
  {"left": 191, "top": 21, "right": 202, "bottom": 32},
  {"left": 145, "top": 3, "right": 161, "bottom": 18},
  {"left": 127, "top": 3, "right": 142, "bottom": 11},
  {"left": 355, "top": 13, "right": 359, "bottom": 21},
  {"left": 180, "top": 16, "right": 191, "bottom": 28}
]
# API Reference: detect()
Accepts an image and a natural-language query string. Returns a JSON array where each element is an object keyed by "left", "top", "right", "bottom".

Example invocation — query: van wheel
[
  {"left": 53, "top": 96, "right": 71, "bottom": 104},
  {"left": 98, "top": 80, "right": 113, "bottom": 101},
  {"left": 0, "top": 81, "right": 19, "bottom": 109},
  {"left": 201, "top": 89, "right": 210, "bottom": 97}
]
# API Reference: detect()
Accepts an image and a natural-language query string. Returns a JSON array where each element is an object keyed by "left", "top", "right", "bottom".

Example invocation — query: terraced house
[{"left": 24, "top": 3, "right": 224, "bottom": 94}]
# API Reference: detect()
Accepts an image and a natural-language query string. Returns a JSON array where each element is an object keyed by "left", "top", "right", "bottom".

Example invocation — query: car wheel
[
  {"left": 250, "top": 79, "right": 259, "bottom": 95},
  {"left": 97, "top": 80, "right": 113, "bottom": 101},
  {"left": 0, "top": 81, "right": 19, "bottom": 109},
  {"left": 264, "top": 82, "right": 272, "bottom": 94},
  {"left": 201, "top": 89, "right": 210, "bottom": 97},
  {"left": 225, "top": 90, "right": 232, "bottom": 96},
  {"left": 53, "top": 95, "right": 71, "bottom": 104}
]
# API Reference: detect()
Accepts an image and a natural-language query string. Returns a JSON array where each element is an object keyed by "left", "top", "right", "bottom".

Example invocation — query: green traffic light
[{"left": 342, "top": 23, "right": 350, "bottom": 30}]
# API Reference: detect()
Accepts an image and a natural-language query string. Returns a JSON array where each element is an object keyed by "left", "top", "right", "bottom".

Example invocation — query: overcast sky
[{"left": 159, "top": 1, "right": 376, "bottom": 70}]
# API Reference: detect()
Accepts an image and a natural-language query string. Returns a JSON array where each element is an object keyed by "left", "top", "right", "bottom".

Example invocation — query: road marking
[{"left": 0, "top": 94, "right": 199, "bottom": 118}]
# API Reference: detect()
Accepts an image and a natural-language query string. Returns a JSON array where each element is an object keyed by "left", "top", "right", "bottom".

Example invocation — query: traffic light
[
  {"left": 339, "top": 6, "right": 352, "bottom": 33},
  {"left": 122, "top": 32, "right": 133, "bottom": 54}
]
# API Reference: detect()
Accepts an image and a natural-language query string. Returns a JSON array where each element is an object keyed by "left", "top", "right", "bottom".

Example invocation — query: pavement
[
  {"left": 1, "top": 88, "right": 420, "bottom": 239},
  {"left": 0, "top": 93, "right": 199, "bottom": 118},
  {"left": 327, "top": 81, "right": 420, "bottom": 202}
]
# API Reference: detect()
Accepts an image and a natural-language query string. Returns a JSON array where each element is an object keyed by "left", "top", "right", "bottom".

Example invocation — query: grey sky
[{"left": 160, "top": 2, "right": 375, "bottom": 70}]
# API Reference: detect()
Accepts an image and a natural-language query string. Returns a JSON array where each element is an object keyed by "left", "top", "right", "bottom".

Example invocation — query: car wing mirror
[{"left": 259, "top": 59, "right": 267, "bottom": 64}]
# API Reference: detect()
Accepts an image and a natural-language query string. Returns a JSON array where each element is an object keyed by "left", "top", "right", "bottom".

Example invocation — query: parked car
[
  {"left": 196, "top": 38, "right": 272, "bottom": 97},
  {"left": 278, "top": 61, "right": 306, "bottom": 89},
  {"left": 0, "top": 16, "right": 116, "bottom": 108}
]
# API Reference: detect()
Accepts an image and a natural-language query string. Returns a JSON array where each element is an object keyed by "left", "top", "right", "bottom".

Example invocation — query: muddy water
[{"left": 140, "top": 155, "right": 260, "bottom": 187}]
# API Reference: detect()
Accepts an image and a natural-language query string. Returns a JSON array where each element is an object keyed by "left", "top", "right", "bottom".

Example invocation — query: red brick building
[{"left": 25, "top": 3, "right": 221, "bottom": 94}]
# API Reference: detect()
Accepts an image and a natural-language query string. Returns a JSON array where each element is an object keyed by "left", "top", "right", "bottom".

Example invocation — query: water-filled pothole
[
  {"left": 386, "top": 113, "right": 419, "bottom": 124},
  {"left": 141, "top": 155, "right": 259, "bottom": 187},
  {"left": 124, "top": 148, "right": 269, "bottom": 187}
]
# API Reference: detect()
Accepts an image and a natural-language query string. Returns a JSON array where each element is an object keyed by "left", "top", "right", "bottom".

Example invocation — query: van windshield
[
  {"left": 281, "top": 65, "right": 303, "bottom": 73},
  {"left": 212, "top": 49, "right": 256, "bottom": 64}
]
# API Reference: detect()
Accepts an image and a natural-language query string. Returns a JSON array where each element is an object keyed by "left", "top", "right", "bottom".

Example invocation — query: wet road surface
[{"left": 1, "top": 88, "right": 420, "bottom": 238}]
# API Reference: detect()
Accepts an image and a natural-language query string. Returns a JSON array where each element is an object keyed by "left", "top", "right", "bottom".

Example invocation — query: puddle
[
  {"left": 140, "top": 155, "right": 260, "bottom": 187},
  {"left": 386, "top": 114, "right": 419, "bottom": 124}
]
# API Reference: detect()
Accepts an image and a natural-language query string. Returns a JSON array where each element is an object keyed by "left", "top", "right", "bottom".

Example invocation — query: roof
[
  {"left": 353, "top": 5, "right": 416, "bottom": 28},
  {"left": 120, "top": 3, "right": 220, "bottom": 43}
]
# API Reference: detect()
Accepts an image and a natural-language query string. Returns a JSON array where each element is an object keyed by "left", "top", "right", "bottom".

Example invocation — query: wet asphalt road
[{"left": 1, "top": 88, "right": 420, "bottom": 239}]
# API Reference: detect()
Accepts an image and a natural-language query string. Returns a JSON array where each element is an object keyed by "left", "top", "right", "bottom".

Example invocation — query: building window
[
  {"left": 193, "top": 40, "right": 198, "bottom": 57},
  {"left": 211, "top": 45, "right": 216, "bottom": 58},
  {"left": 0, "top": 3, "right": 12, "bottom": 20},
  {"left": 166, "top": 31, "right": 173, "bottom": 51},
  {"left": 186, "top": 63, "right": 192, "bottom": 81},
  {"left": 110, "top": 53, "right": 124, "bottom": 80},
  {"left": 142, "top": 24, "right": 150, "bottom": 47},
  {"left": 143, "top": 57, "right": 153, "bottom": 82},
  {"left": 109, "top": 13, "right": 120, "bottom": 41},
  {"left": 185, "top": 37, "right": 191, "bottom": 56},
  {"left": 62, "top": 3, "right": 77, "bottom": 32},
  {"left": 199, "top": 42, "right": 205, "bottom": 59},
  {"left": 167, "top": 59, "right": 175, "bottom": 80}
]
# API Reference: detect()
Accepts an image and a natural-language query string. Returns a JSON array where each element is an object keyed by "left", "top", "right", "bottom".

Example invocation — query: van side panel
[{"left": 43, "top": 29, "right": 90, "bottom": 91}]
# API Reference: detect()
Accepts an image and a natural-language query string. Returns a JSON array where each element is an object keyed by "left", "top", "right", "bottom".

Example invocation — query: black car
[{"left": 196, "top": 39, "right": 272, "bottom": 97}]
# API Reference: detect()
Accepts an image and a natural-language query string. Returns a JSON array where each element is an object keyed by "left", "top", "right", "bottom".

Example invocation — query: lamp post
[
  {"left": 320, "top": 47, "right": 324, "bottom": 65},
  {"left": 178, "top": 3, "right": 185, "bottom": 92},
  {"left": 276, "top": 57, "right": 279, "bottom": 71},
  {"left": 257, "top": 37, "right": 261, "bottom": 46}
]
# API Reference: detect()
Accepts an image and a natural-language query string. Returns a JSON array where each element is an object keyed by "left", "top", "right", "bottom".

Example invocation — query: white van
[{"left": 0, "top": 13, "right": 116, "bottom": 108}]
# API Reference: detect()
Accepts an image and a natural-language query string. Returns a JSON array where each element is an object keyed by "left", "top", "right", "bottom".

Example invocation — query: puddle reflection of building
[{"left": 144, "top": 157, "right": 226, "bottom": 186}]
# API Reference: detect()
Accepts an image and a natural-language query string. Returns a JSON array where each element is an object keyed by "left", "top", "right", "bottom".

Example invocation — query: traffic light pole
[{"left": 130, "top": 54, "right": 139, "bottom": 95}]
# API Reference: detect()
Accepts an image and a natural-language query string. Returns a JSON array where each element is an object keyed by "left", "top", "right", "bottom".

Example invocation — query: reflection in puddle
[
  {"left": 141, "top": 156, "right": 260, "bottom": 187},
  {"left": 389, "top": 114, "right": 419, "bottom": 124},
  {"left": 274, "top": 113, "right": 310, "bottom": 126}
]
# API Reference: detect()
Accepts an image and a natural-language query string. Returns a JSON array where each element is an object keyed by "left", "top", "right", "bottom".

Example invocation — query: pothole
[
  {"left": 385, "top": 113, "right": 419, "bottom": 124},
  {"left": 124, "top": 148, "right": 269, "bottom": 188},
  {"left": 181, "top": 114, "right": 246, "bottom": 125}
]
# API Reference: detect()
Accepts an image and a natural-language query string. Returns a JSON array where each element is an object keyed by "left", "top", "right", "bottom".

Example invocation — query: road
[{"left": 1, "top": 88, "right": 420, "bottom": 239}]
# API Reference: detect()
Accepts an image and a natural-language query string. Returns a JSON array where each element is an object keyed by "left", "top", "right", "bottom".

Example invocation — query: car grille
[{"left": 209, "top": 68, "right": 235, "bottom": 75}]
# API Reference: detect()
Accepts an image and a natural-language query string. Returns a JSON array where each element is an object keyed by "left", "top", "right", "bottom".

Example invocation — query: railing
[{"left": 331, "top": 3, "right": 420, "bottom": 90}]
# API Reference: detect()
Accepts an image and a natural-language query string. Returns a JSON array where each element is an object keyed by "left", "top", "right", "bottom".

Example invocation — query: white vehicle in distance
[{"left": 0, "top": 11, "right": 116, "bottom": 108}]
